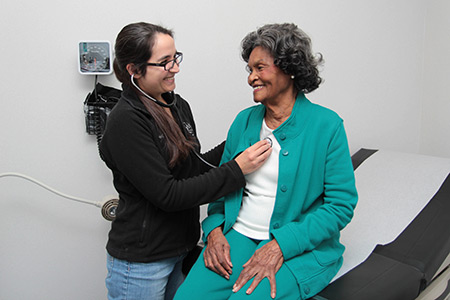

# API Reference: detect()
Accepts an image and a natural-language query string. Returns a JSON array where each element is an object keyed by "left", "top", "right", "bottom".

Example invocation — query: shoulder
[
  {"left": 104, "top": 96, "right": 158, "bottom": 143},
  {"left": 236, "top": 104, "right": 263, "bottom": 117},
  {"left": 306, "top": 101, "right": 343, "bottom": 129},
  {"left": 230, "top": 104, "right": 264, "bottom": 128},
  {"left": 108, "top": 97, "right": 145, "bottom": 126},
  {"left": 295, "top": 95, "right": 345, "bottom": 136},
  {"left": 300, "top": 94, "right": 342, "bottom": 122}
]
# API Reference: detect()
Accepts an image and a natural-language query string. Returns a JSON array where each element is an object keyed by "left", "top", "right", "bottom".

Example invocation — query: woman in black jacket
[{"left": 100, "top": 22, "right": 271, "bottom": 300}]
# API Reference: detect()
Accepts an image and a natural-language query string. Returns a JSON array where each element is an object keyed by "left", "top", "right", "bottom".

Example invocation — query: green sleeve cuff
[
  {"left": 272, "top": 224, "right": 302, "bottom": 260},
  {"left": 201, "top": 214, "right": 225, "bottom": 243}
]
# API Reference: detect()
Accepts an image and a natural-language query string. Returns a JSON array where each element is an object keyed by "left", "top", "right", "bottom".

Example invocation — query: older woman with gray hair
[{"left": 175, "top": 23, "right": 357, "bottom": 300}]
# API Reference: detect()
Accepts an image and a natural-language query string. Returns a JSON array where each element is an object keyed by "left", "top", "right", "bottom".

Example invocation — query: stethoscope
[
  {"left": 196, "top": 138, "right": 272, "bottom": 169},
  {"left": 195, "top": 137, "right": 273, "bottom": 169},
  {"left": 131, "top": 74, "right": 273, "bottom": 169},
  {"left": 264, "top": 136, "right": 273, "bottom": 147},
  {"left": 131, "top": 74, "right": 177, "bottom": 108},
  {"left": 131, "top": 73, "right": 219, "bottom": 168}
]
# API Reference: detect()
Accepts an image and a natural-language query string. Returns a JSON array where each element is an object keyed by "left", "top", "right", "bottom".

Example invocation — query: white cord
[
  {"left": 130, "top": 74, "right": 174, "bottom": 107},
  {"left": 0, "top": 172, "right": 102, "bottom": 208}
]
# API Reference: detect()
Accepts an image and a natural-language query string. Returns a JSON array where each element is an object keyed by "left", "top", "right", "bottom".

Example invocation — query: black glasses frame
[{"left": 146, "top": 52, "right": 183, "bottom": 71}]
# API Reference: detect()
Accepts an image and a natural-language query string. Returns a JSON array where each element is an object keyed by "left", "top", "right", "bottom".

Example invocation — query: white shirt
[{"left": 232, "top": 120, "right": 280, "bottom": 240}]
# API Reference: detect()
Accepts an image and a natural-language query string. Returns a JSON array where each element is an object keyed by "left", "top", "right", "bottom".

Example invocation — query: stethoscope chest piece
[{"left": 264, "top": 137, "right": 273, "bottom": 147}]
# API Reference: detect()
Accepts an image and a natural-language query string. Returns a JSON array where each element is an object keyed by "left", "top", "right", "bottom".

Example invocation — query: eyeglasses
[{"left": 146, "top": 52, "right": 183, "bottom": 71}]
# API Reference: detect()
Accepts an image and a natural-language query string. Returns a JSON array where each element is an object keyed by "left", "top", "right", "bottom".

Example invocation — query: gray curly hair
[{"left": 241, "top": 23, "right": 323, "bottom": 94}]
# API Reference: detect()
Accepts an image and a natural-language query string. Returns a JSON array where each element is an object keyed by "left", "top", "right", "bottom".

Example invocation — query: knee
[{"left": 173, "top": 281, "right": 202, "bottom": 300}]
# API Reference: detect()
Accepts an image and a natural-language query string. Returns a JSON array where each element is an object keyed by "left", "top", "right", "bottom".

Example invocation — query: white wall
[
  {"left": 0, "top": 0, "right": 448, "bottom": 299},
  {"left": 420, "top": 0, "right": 450, "bottom": 158}
]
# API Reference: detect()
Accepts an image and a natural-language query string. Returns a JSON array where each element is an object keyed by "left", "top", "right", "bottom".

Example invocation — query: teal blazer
[{"left": 202, "top": 94, "right": 358, "bottom": 299}]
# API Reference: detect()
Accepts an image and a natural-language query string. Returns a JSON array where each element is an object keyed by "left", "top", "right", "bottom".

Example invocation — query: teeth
[{"left": 253, "top": 86, "right": 263, "bottom": 90}]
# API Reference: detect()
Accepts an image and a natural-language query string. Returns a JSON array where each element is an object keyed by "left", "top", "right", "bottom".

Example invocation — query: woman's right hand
[
  {"left": 234, "top": 140, "right": 272, "bottom": 175},
  {"left": 204, "top": 227, "right": 233, "bottom": 279}
]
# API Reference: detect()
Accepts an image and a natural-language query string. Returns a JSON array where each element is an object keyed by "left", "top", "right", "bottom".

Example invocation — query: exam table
[{"left": 311, "top": 149, "right": 450, "bottom": 300}]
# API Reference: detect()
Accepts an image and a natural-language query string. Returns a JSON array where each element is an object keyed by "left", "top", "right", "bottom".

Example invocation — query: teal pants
[{"left": 174, "top": 229, "right": 301, "bottom": 300}]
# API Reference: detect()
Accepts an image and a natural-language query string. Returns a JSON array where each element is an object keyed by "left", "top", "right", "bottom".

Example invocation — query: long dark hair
[{"left": 114, "top": 22, "right": 195, "bottom": 168}]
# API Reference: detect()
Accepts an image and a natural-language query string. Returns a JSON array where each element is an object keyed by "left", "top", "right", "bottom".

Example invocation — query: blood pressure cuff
[{"left": 84, "top": 83, "right": 121, "bottom": 136}]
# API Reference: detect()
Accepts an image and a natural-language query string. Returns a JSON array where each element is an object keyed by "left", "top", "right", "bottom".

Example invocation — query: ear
[{"left": 126, "top": 63, "right": 141, "bottom": 78}]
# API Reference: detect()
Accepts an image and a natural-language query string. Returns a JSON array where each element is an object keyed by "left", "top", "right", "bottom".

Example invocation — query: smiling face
[
  {"left": 133, "top": 33, "right": 179, "bottom": 101},
  {"left": 247, "top": 46, "right": 294, "bottom": 105}
]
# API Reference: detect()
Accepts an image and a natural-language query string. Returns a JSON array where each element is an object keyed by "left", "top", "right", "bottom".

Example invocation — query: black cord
[
  {"left": 93, "top": 75, "right": 103, "bottom": 157},
  {"left": 94, "top": 75, "right": 98, "bottom": 100}
]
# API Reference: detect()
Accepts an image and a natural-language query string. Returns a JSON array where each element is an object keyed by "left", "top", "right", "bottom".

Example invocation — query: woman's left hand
[{"left": 232, "top": 239, "right": 284, "bottom": 299}]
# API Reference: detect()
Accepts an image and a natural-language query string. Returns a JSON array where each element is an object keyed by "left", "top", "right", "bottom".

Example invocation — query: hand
[
  {"left": 204, "top": 227, "right": 233, "bottom": 279},
  {"left": 235, "top": 140, "right": 272, "bottom": 175},
  {"left": 232, "top": 240, "right": 284, "bottom": 299}
]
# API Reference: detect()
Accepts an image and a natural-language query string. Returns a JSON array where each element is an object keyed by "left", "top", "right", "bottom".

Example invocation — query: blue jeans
[{"left": 106, "top": 252, "right": 186, "bottom": 300}]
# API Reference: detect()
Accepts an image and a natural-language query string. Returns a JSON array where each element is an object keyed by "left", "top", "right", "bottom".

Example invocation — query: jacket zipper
[{"left": 139, "top": 201, "right": 150, "bottom": 243}]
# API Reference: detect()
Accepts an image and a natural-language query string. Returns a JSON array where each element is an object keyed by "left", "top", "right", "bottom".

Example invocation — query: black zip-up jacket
[{"left": 99, "top": 85, "right": 245, "bottom": 262}]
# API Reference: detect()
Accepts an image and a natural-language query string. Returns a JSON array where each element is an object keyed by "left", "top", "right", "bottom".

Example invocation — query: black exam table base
[{"left": 310, "top": 149, "right": 450, "bottom": 300}]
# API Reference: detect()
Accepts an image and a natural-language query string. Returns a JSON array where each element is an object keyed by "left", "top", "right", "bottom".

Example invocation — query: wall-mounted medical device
[
  {"left": 5, "top": 41, "right": 122, "bottom": 222},
  {"left": 84, "top": 83, "right": 120, "bottom": 142},
  {"left": 78, "top": 40, "right": 120, "bottom": 147},
  {"left": 78, "top": 41, "right": 112, "bottom": 75}
]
